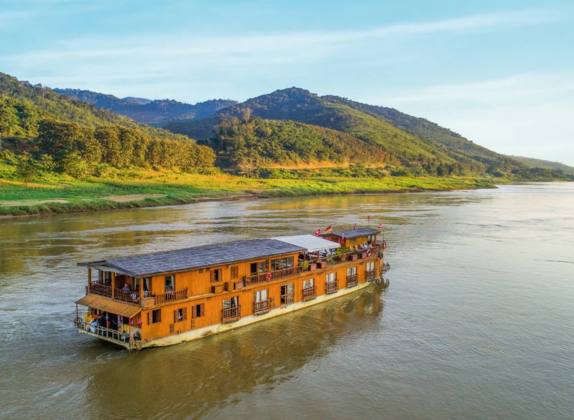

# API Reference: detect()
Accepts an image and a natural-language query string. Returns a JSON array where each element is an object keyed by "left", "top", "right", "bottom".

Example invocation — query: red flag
[{"left": 323, "top": 225, "right": 333, "bottom": 233}]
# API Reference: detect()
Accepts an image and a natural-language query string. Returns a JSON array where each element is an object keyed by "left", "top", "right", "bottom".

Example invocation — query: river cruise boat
[{"left": 75, "top": 227, "right": 386, "bottom": 350}]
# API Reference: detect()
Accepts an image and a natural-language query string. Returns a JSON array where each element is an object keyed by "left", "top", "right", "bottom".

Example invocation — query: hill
[
  {"left": 322, "top": 95, "right": 518, "bottom": 171},
  {"left": 166, "top": 87, "right": 500, "bottom": 175},
  {"left": 54, "top": 88, "right": 236, "bottom": 126},
  {"left": 509, "top": 156, "right": 574, "bottom": 176},
  {"left": 210, "top": 115, "right": 387, "bottom": 170},
  {"left": 0, "top": 73, "right": 215, "bottom": 174}
]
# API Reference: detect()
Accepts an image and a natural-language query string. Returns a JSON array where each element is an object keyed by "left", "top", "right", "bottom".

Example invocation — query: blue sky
[{"left": 1, "top": 0, "right": 573, "bottom": 164}]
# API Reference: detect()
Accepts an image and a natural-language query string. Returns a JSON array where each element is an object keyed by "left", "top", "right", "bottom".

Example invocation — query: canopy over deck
[
  {"left": 273, "top": 235, "right": 340, "bottom": 252},
  {"left": 76, "top": 294, "right": 141, "bottom": 318},
  {"left": 325, "top": 227, "right": 380, "bottom": 239}
]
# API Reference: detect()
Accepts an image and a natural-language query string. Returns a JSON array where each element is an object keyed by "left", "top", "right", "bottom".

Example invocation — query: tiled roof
[{"left": 85, "top": 239, "right": 303, "bottom": 277}]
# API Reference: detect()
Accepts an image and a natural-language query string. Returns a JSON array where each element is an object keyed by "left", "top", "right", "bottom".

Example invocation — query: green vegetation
[
  {"left": 211, "top": 115, "right": 386, "bottom": 169},
  {"left": 509, "top": 156, "right": 574, "bottom": 177},
  {"left": 323, "top": 95, "right": 518, "bottom": 172},
  {"left": 0, "top": 161, "right": 497, "bottom": 216},
  {"left": 0, "top": 73, "right": 216, "bottom": 175},
  {"left": 166, "top": 88, "right": 509, "bottom": 176},
  {"left": 1, "top": 73, "right": 570, "bottom": 218}
]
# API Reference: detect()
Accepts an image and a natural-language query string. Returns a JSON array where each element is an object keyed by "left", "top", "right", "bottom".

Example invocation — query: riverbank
[{"left": 0, "top": 168, "right": 498, "bottom": 217}]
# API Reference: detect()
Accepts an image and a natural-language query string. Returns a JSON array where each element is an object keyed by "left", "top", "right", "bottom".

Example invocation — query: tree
[
  {"left": 16, "top": 153, "right": 40, "bottom": 182},
  {"left": 61, "top": 151, "right": 91, "bottom": 178}
]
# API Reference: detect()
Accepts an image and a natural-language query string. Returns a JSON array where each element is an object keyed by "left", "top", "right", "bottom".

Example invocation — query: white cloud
[
  {"left": 3, "top": 8, "right": 560, "bottom": 75},
  {"left": 383, "top": 73, "right": 574, "bottom": 165}
]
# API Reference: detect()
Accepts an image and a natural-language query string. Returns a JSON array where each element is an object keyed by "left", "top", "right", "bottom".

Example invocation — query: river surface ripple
[{"left": 0, "top": 183, "right": 573, "bottom": 419}]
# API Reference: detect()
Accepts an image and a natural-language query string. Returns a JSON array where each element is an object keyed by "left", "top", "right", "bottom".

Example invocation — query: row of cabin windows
[
  {"left": 149, "top": 303, "right": 205, "bottom": 325},
  {"left": 210, "top": 257, "right": 296, "bottom": 283},
  {"left": 101, "top": 261, "right": 371, "bottom": 299},
  {"left": 148, "top": 263, "right": 374, "bottom": 325}
]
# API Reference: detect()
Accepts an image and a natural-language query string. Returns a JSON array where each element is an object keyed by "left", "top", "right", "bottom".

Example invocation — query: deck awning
[
  {"left": 273, "top": 234, "right": 340, "bottom": 252},
  {"left": 75, "top": 295, "right": 141, "bottom": 318}
]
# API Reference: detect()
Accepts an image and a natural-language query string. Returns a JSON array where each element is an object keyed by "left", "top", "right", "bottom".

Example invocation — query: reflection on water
[
  {"left": 86, "top": 289, "right": 382, "bottom": 419},
  {"left": 1, "top": 184, "right": 574, "bottom": 419}
]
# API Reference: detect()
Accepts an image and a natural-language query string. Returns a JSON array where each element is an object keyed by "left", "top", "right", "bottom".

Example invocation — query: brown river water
[{"left": 1, "top": 183, "right": 573, "bottom": 419}]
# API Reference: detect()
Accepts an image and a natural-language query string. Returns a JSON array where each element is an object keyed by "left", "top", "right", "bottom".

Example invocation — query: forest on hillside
[{"left": 0, "top": 95, "right": 215, "bottom": 179}]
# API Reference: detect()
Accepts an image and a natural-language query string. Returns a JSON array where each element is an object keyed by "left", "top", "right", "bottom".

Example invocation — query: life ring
[{"left": 266, "top": 272, "right": 272, "bottom": 281}]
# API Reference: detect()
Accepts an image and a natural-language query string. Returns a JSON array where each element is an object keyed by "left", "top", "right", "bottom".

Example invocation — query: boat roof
[
  {"left": 76, "top": 294, "right": 141, "bottom": 318},
  {"left": 326, "top": 227, "right": 380, "bottom": 239},
  {"left": 272, "top": 234, "right": 340, "bottom": 252},
  {"left": 80, "top": 239, "right": 303, "bottom": 277}
]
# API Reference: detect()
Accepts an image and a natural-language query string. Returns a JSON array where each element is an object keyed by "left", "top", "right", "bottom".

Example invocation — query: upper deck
[{"left": 78, "top": 230, "right": 382, "bottom": 308}]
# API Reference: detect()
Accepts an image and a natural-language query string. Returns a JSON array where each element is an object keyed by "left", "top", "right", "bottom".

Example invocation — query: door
[
  {"left": 254, "top": 289, "right": 268, "bottom": 303},
  {"left": 280, "top": 284, "right": 294, "bottom": 305}
]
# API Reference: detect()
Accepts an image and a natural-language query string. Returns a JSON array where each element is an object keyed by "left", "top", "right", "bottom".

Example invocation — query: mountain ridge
[{"left": 54, "top": 88, "right": 237, "bottom": 126}]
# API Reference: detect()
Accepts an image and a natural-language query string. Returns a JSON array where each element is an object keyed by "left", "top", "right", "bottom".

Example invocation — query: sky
[{"left": 1, "top": 0, "right": 573, "bottom": 165}]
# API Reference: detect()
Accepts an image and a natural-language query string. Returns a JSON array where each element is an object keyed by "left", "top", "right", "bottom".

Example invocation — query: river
[{"left": 1, "top": 183, "right": 573, "bottom": 419}]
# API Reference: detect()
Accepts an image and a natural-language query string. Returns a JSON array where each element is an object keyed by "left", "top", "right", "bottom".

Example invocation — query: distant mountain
[
  {"left": 509, "top": 156, "right": 574, "bottom": 176},
  {"left": 54, "top": 88, "right": 237, "bottom": 126}
]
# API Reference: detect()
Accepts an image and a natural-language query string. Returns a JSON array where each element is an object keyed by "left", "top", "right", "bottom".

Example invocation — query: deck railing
[
  {"left": 365, "top": 271, "right": 377, "bottom": 282},
  {"left": 114, "top": 288, "right": 140, "bottom": 304},
  {"left": 325, "top": 281, "right": 338, "bottom": 295},
  {"left": 346, "top": 274, "right": 358, "bottom": 288},
  {"left": 222, "top": 305, "right": 241, "bottom": 323},
  {"left": 154, "top": 288, "right": 188, "bottom": 305},
  {"left": 88, "top": 281, "right": 112, "bottom": 298},
  {"left": 248, "top": 267, "right": 296, "bottom": 284},
  {"left": 302, "top": 285, "right": 316, "bottom": 301},
  {"left": 75, "top": 317, "right": 139, "bottom": 347},
  {"left": 253, "top": 299, "right": 272, "bottom": 315}
]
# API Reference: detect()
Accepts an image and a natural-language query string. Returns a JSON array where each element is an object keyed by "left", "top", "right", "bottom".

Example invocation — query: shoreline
[{"left": 0, "top": 177, "right": 498, "bottom": 219}]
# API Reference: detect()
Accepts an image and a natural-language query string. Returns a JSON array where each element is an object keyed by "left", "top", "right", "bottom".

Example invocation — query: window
[
  {"left": 210, "top": 269, "right": 221, "bottom": 282},
  {"left": 347, "top": 266, "right": 357, "bottom": 276},
  {"left": 192, "top": 303, "right": 205, "bottom": 318},
  {"left": 250, "top": 261, "right": 267, "bottom": 274},
  {"left": 152, "top": 309, "right": 161, "bottom": 323},
  {"left": 366, "top": 262, "right": 375, "bottom": 272},
  {"left": 175, "top": 308, "right": 186, "bottom": 322},
  {"left": 230, "top": 266, "right": 239, "bottom": 279},
  {"left": 271, "top": 257, "right": 294, "bottom": 271},
  {"left": 143, "top": 277, "right": 152, "bottom": 296},
  {"left": 100, "top": 271, "right": 112, "bottom": 285},
  {"left": 254, "top": 289, "right": 268, "bottom": 303},
  {"left": 326, "top": 272, "right": 337, "bottom": 284},
  {"left": 165, "top": 275, "right": 175, "bottom": 292},
  {"left": 223, "top": 296, "right": 239, "bottom": 309},
  {"left": 303, "top": 278, "right": 314, "bottom": 289}
]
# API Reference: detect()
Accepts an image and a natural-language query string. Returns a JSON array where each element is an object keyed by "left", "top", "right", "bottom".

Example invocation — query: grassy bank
[{"left": 0, "top": 165, "right": 497, "bottom": 217}]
